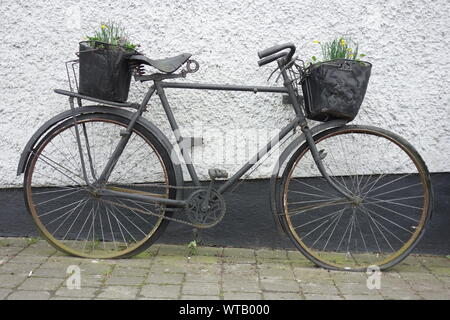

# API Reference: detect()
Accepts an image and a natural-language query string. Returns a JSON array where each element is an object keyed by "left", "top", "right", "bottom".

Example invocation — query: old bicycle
[{"left": 17, "top": 43, "right": 433, "bottom": 271}]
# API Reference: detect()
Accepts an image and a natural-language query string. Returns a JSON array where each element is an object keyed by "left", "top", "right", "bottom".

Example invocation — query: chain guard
[{"left": 185, "top": 189, "right": 226, "bottom": 228}]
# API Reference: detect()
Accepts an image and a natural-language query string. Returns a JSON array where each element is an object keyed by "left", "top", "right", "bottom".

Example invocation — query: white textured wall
[{"left": 1, "top": 0, "right": 449, "bottom": 187}]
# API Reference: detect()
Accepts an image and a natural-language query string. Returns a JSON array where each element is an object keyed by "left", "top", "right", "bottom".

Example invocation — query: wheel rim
[
  {"left": 25, "top": 116, "right": 170, "bottom": 259},
  {"left": 283, "top": 127, "right": 431, "bottom": 271}
]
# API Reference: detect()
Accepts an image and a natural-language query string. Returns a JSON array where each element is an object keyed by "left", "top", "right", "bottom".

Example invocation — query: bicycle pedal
[{"left": 208, "top": 168, "right": 228, "bottom": 180}]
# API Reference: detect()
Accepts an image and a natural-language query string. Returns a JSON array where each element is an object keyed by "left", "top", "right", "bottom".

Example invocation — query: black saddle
[{"left": 129, "top": 53, "right": 192, "bottom": 73}]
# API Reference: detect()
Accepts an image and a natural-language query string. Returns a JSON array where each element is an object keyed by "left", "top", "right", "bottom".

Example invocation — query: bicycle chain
[
  {"left": 99, "top": 193, "right": 203, "bottom": 228},
  {"left": 100, "top": 183, "right": 228, "bottom": 228}
]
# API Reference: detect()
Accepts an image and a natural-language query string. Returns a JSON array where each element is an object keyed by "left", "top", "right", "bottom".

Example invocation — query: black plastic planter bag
[
  {"left": 301, "top": 59, "right": 372, "bottom": 122},
  {"left": 78, "top": 41, "right": 135, "bottom": 102}
]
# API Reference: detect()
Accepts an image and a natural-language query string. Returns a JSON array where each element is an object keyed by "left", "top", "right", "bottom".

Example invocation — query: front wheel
[
  {"left": 23, "top": 112, "right": 177, "bottom": 259},
  {"left": 280, "top": 125, "right": 433, "bottom": 271}
]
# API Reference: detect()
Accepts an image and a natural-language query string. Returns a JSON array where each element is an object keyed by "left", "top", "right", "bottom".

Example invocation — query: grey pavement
[{"left": 0, "top": 237, "right": 449, "bottom": 300}]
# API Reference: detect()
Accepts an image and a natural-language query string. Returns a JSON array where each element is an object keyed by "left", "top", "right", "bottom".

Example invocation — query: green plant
[
  {"left": 311, "top": 37, "right": 366, "bottom": 64},
  {"left": 187, "top": 240, "right": 198, "bottom": 256},
  {"left": 85, "top": 21, "right": 138, "bottom": 51},
  {"left": 26, "top": 237, "right": 39, "bottom": 245}
]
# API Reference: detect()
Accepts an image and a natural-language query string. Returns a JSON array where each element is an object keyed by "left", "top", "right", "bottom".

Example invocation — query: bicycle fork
[{"left": 278, "top": 59, "right": 358, "bottom": 204}]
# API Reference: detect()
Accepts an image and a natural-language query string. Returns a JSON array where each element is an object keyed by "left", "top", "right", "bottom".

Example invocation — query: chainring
[{"left": 185, "top": 189, "right": 226, "bottom": 228}]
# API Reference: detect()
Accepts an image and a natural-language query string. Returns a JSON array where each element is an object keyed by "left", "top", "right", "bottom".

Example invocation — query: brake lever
[{"left": 266, "top": 65, "right": 280, "bottom": 83}]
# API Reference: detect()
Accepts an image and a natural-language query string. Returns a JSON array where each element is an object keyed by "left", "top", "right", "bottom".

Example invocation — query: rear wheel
[
  {"left": 24, "top": 112, "right": 177, "bottom": 259},
  {"left": 280, "top": 125, "right": 432, "bottom": 271}
]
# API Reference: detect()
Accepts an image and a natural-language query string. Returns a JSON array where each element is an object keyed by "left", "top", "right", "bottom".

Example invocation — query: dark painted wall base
[{"left": 1, "top": 173, "right": 448, "bottom": 254}]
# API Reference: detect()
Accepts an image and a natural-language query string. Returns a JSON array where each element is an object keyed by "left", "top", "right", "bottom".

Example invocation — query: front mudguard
[
  {"left": 269, "top": 120, "right": 348, "bottom": 235},
  {"left": 17, "top": 105, "right": 185, "bottom": 199}
]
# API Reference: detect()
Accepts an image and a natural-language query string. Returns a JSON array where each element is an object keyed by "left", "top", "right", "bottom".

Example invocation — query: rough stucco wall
[{"left": 0, "top": 0, "right": 449, "bottom": 187}]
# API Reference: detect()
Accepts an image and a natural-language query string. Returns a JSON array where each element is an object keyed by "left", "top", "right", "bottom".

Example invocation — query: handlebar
[
  {"left": 257, "top": 42, "right": 296, "bottom": 67},
  {"left": 257, "top": 52, "right": 287, "bottom": 67}
]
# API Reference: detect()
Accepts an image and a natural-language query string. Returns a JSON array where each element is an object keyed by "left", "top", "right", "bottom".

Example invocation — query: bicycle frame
[{"left": 87, "top": 59, "right": 356, "bottom": 208}]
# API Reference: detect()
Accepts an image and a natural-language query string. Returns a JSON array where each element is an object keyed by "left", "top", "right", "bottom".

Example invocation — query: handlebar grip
[
  {"left": 257, "top": 52, "right": 287, "bottom": 67},
  {"left": 258, "top": 42, "right": 296, "bottom": 60}
]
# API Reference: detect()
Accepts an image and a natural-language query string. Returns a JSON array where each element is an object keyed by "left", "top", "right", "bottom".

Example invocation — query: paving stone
[
  {"left": 222, "top": 273, "right": 259, "bottom": 282},
  {"left": 81, "top": 274, "right": 105, "bottom": 287},
  {"left": 112, "top": 266, "right": 149, "bottom": 278},
  {"left": 344, "top": 294, "right": 383, "bottom": 300},
  {"left": 301, "top": 282, "right": 339, "bottom": 294},
  {"left": 224, "top": 292, "right": 263, "bottom": 300},
  {"left": 7, "top": 290, "right": 51, "bottom": 300},
  {"left": 260, "top": 279, "right": 300, "bottom": 293},
  {"left": 51, "top": 297, "right": 91, "bottom": 300},
  {"left": 380, "top": 289, "right": 423, "bottom": 300},
  {"left": 0, "top": 247, "right": 26, "bottom": 257},
  {"left": 263, "top": 292, "right": 303, "bottom": 300},
  {"left": 304, "top": 294, "right": 343, "bottom": 300},
  {"left": 222, "top": 256, "right": 257, "bottom": 264},
  {"left": 182, "top": 282, "right": 220, "bottom": 296},
  {"left": 336, "top": 282, "right": 382, "bottom": 295},
  {"left": 147, "top": 272, "right": 184, "bottom": 285},
  {"left": 223, "top": 247, "right": 255, "bottom": 258},
  {"left": 406, "top": 279, "right": 446, "bottom": 291},
  {"left": 417, "top": 255, "right": 450, "bottom": 268},
  {"left": 293, "top": 267, "right": 332, "bottom": 282},
  {"left": 0, "top": 262, "right": 41, "bottom": 276},
  {"left": 0, "top": 274, "right": 27, "bottom": 288},
  {"left": 19, "top": 277, "right": 64, "bottom": 291},
  {"left": 222, "top": 278, "right": 260, "bottom": 293},
  {"left": 158, "top": 244, "right": 190, "bottom": 256},
  {"left": 140, "top": 284, "right": 180, "bottom": 299},
  {"left": 0, "top": 238, "right": 30, "bottom": 247},
  {"left": 8, "top": 255, "right": 48, "bottom": 264},
  {"left": 428, "top": 266, "right": 450, "bottom": 277},
  {"left": 113, "top": 259, "right": 152, "bottom": 268},
  {"left": 223, "top": 263, "right": 257, "bottom": 276},
  {"left": 187, "top": 255, "right": 220, "bottom": 264},
  {"left": 181, "top": 295, "right": 220, "bottom": 300},
  {"left": 195, "top": 246, "right": 223, "bottom": 257},
  {"left": 39, "top": 260, "right": 80, "bottom": 270},
  {"left": 418, "top": 290, "right": 450, "bottom": 300},
  {"left": 289, "top": 259, "right": 316, "bottom": 268},
  {"left": 133, "top": 246, "right": 160, "bottom": 259},
  {"left": 154, "top": 255, "right": 188, "bottom": 265},
  {"left": 328, "top": 271, "right": 367, "bottom": 282},
  {"left": 105, "top": 276, "right": 145, "bottom": 286},
  {"left": 55, "top": 287, "right": 98, "bottom": 298},
  {"left": 97, "top": 285, "right": 140, "bottom": 299},
  {"left": 19, "top": 246, "right": 56, "bottom": 256},
  {"left": 255, "top": 249, "right": 288, "bottom": 260},
  {"left": 0, "top": 288, "right": 12, "bottom": 299},
  {"left": 185, "top": 272, "right": 220, "bottom": 283},
  {"left": 31, "top": 267, "right": 71, "bottom": 278},
  {"left": 399, "top": 271, "right": 436, "bottom": 281},
  {"left": 151, "top": 263, "right": 187, "bottom": 274},
  {"left": 258, "top": 264, "right": 294, "bottom": 280},
  {"left": 185, "top": 263, "right": 221, "bottom": 275},
  {"left": 79, "top": 262, "right": 114, "bottom": 275},
  {"left": 390, "top": 263, "right": 429, "bottom": 273}
]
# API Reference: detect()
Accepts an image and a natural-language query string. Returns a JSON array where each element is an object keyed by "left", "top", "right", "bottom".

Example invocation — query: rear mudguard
[
  {"left": 269, "top": 120, "right": 348, "bottom": 235},
  {"left": 17, "top": 105, "right": 185, "bottom": 199}
]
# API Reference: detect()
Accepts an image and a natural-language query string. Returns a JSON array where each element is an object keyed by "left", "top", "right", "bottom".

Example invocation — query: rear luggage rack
[{"left": 54, "top": 89, "right": 140, "bottom": 109}]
